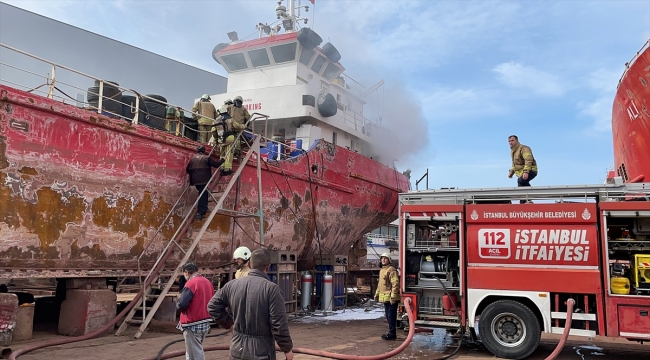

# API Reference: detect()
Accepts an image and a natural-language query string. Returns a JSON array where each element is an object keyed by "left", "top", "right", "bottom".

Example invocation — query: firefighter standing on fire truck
[
  {"left": 374, "top": 253, "right": 400, "bottom": 340},
  {"left": 508, "top": 135, "right": 538, "bottom": 186}
]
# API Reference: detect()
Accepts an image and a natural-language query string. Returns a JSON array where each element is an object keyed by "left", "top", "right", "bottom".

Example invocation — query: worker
[
  {"left": 191, "top": 94, "right": 218, "bottom": 143},
  {"left": 219, "top": 102, "right": 247, "bottom": 176},
  {"left": 208, "top": 248, "right": 294, "bottom": 360},
  {"left": 233, "top": 246, "right": 251, "bottom": 279},
  {"left": 176, "top": 261, "right": 214, "bottom": 360},
  {"left": 228, "top": 96, "right": 250, "bottom": 125},
  {"left": 374, "top": 252, "right": 400, "bottom": 341},
  {"left": 507, "top": 135, "right": 538, "bottom": 187},
  {"left": 165, "top": 105, "right": 183, "bottom": 136},
  {"left": 227, "top": 95, "right": 251, "bottom": 157},
  {"left": 186, "top": 145, "right": 224, "bottom": 220}
]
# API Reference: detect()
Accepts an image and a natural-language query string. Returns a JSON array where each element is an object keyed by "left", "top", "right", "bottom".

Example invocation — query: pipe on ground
[
  {"left": 1, "top": 348, "right": 12, "bottom": 359},
  {"left": 142, "top": 298, "right": 416, "bottom": 360},
  {"left": 544, "top": 298, "right": 575, "bottom": 360}
]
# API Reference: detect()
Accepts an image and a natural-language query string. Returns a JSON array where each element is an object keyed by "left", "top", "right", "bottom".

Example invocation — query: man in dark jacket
[
  {"left": 186, "top": 145, "right": 224, "bottom": 220},
  {"left": 207, "top": 249, "right": 294, "bottom": 360},
  {"left": 176, "top": 262, "right": 214, "bottom": 360}
]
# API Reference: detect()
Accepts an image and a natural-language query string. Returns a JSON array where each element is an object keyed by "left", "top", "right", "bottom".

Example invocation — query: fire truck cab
[{"left": 398, "top": 182, "right": 650, "bottom": 359}]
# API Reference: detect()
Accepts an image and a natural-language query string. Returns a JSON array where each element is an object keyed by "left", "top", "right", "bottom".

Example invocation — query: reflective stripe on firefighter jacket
[
  {"left": 510, "top": 144, "right": 538, "bottom": 177},
  {"left": 192, "top": 100, "right": 218, "bottom": 126},
  {"left": 375, "top": 265, "right": 400, "bottom": 303}
]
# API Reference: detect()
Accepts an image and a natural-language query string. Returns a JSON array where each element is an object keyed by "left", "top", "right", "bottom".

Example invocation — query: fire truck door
[{"left": 618, "top": 305, "right": 650, "bottom": 338}]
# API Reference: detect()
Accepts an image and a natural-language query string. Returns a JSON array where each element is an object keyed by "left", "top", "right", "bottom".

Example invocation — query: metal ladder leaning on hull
[{"left": 115, "top": 133, "right": 266, "bottom": 339}]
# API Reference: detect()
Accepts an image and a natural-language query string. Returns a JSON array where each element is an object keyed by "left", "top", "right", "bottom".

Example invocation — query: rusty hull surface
[{"left": 0, "top": 85, "right": 410, "bottom": 278}]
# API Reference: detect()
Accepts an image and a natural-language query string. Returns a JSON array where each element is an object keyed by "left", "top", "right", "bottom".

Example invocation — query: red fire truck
[{"left": 398, "top": 182, "right": 650, "bottom": 359}]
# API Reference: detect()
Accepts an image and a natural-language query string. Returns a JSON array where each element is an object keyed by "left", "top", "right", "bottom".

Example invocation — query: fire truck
[{"left": 397, "top": 181, "right": 650, "bottom": 359}]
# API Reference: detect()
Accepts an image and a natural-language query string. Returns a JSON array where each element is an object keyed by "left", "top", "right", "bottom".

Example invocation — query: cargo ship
[
  {"left": 611, "top": 39, "right": 650, "bottom": 184},
  {"left": 0, "top": 0, "right": 410, "bottom": 279}
]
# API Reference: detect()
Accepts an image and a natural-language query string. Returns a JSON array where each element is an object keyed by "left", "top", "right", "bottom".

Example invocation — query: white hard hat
[
  {"left": 233, "top": 246, "right": 251, "bottom": 261},
  {"left": 380, "top": 252, "right": 391, "bottom": 260},
  {"left": 201, "top": 94, "right": 211, "bottom": 100}
]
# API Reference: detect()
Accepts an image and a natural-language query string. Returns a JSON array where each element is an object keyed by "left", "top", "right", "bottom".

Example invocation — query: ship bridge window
[
  {"left": 311, "top": 55, "right": 326, "bottom": 73},
  {"left": 270, "top": 42, "right": 297, "bottom": 63},
  {"left": 220, "top": 53, "right": 248, "bottom": 71},
  {"left": 248, "top": 48, "right": 271, "bottom": 67},
  {"left": 322, "top": 63, "right": 341, "bottom": 80},
  {"left": 299, "top": 48, "right": 315, "bottom": 66}
]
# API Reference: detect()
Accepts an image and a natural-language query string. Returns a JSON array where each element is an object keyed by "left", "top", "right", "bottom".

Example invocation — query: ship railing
[
  {"left": 617, "top": 38, "right": 650, "bottom": 88},
  {"left": 364, "top": 233, "right": 399, "bottom": 242},
  {"left": 337, "top": 73, "right": 366, "bottom": 98},
  {"left": 0, "top": 42, "right": 220, "bottom": 141}
]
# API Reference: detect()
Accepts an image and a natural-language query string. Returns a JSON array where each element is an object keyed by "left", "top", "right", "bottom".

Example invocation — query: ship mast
[{"left": 257, "top": 0, "right": 310, "bottom": 38}]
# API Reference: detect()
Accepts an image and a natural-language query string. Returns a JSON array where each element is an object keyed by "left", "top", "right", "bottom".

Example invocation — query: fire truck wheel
[{"left": 478, "top": 300, "right": 540, "bottom": 360}]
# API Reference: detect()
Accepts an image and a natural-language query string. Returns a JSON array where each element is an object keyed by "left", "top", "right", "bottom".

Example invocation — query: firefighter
[
  {"left": 228, "top": 95, "right": 251, "bottom": 157},
  {"left": 219, "top": 102, "right": 247, "bottom": 176},
  {"left": 508, "top": 135, "right": 538, "bottom": 187},
  {"left": 233, "top": 246, "right": 251, "bottom": 279},
  {"left": 191, "top": 94, "right": 218, "bottom": 144},
  {"left": 374, "top": 252, "right": 400, "bottom": 340}
]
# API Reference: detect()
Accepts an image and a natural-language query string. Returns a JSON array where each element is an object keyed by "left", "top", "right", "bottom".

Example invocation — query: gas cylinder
[
  {"left": 322, "top": 272, "right": 333, "bottom": 312},
  {"left": 442, "top": 292, "right": 458, "bottom": 315},
  {"left": 300, "top": 271, "right": 313, "bottom": 310}
]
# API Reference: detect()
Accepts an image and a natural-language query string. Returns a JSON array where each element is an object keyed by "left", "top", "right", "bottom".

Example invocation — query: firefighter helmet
[
  {"left": 201, "top": 94, "right": 211, "bottom": 100},
  {"left": 233, "top": 246, "right": 251, "bottom": 261},
  {"left": 380, "top": 252, "right": 391, "bottom": 260},
  {"left": 234, "top": 95, "right": 243, "bottom": 102},
  {"left": 224, "top": 99, "right": 233, "bottom": 105}
]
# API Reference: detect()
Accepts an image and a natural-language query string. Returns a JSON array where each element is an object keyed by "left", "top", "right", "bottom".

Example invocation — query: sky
[{"left": 3, "top": 0, "right": 650, "bottom": 190}]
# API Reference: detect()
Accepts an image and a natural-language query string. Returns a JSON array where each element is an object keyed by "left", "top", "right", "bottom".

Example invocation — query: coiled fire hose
[
  {"left": 544, "top": 298, "right": 575, "bottom": 360},
  {"left": 140, "top": 297, "right": 416, "bottom": 360}
]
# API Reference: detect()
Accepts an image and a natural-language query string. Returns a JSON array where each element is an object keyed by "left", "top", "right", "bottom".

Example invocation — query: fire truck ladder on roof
[
  {"left": 115, "top": 132, "right": 266, "bottom": 339},
  {"left": 400, "top": 182, "right": 650, "bottom": 204}
]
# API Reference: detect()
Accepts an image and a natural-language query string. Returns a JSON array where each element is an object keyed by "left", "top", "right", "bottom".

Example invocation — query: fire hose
[
  {"left": 8, "top": 238, "right": 183, "bottom": 360},
  {"left": 140, "top": 297, "right": 417, "bottom": 360},
  {"left": 544, "top": 298, "right": 575, "bottom": 360}
]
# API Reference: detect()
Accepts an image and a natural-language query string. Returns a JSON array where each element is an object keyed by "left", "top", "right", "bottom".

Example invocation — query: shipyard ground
[{"left": 12, "top": 316, "right": 649, "bottom": 360}]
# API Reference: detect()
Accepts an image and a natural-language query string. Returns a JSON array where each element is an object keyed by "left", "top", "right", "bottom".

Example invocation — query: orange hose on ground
[
  {"left": 544, "top": 298, "right": 575, "bottom": 360},
  {"left": 141, "top": 298, "right": 416, "bottom": 360}
]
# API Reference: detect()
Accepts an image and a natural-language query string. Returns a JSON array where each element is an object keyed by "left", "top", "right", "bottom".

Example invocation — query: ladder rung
[{"left": 126, "top": 319, "right": 143, "bottom": 324}]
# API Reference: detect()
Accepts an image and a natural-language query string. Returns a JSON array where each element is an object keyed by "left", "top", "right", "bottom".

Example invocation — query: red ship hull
[
  {"left": 612, "top": 42, "right": 650, "bottom": 183},
  {"left": 0, "top": 85, "right": 409, "bottom": 277}
]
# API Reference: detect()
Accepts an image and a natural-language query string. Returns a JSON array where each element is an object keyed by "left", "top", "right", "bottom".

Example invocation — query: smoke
[{"left": 360, "top": 76, "right": 431, "bottom": 167}]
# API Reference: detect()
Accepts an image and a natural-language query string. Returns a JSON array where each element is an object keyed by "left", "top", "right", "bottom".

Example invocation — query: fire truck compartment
[{"left": 617, "top": 305, "right": 650, "bottom": 337}]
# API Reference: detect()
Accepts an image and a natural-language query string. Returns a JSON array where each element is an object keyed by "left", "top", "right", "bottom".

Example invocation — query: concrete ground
[{"left": 8, "top": 309, "right": 650, "bottom": 360}]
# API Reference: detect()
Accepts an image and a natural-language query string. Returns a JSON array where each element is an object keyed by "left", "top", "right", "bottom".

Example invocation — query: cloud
[
  {"left": 577, "top": 67, "right": 621, "bottom": 133},
  {"left": 493, "top": 62, "right": 565, "bottom": 96},
  {"left": 578, "top": 97, "right": 612, "bottom": 133},
  {"left": 420, "top": 87, "right": 507, "bottom": 123}
]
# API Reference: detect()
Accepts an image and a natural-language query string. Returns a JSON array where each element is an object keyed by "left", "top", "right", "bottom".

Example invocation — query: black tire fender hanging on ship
[
  {"left": 317, "top": 93, "right": 337, "bottom": 118},
  {"left": 321, "top": 42, "right": 341, "bottom": 63},
  {"left": 296, "top": 28, "right": 323, "bottom": 51},
  {"left": 212, "top": 43, "right": 230, "bottom": 62}
]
